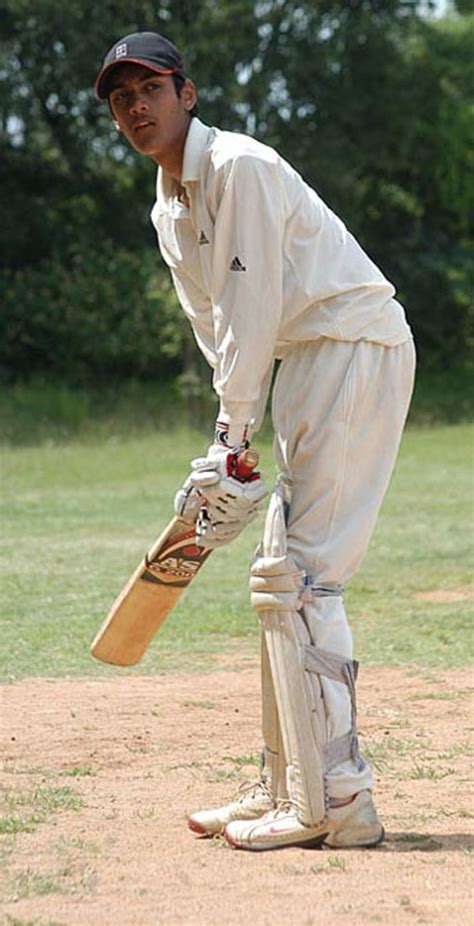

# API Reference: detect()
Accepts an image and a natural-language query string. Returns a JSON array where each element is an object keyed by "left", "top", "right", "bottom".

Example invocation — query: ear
[{"left": 181, "top": 78, "right": 197, "bottom": 112}]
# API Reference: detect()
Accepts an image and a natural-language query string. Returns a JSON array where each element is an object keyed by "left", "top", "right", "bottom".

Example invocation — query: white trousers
[{"left": 269, "top": 336, "right": 416, "bottom": 798}]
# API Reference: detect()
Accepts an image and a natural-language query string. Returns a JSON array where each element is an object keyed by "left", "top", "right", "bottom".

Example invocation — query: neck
[
  {"left": 152, "top": 117, "right": 192, "bottom": 181},
  {"left": 153, "top": 149, "right": 183, "bottom": 181}
]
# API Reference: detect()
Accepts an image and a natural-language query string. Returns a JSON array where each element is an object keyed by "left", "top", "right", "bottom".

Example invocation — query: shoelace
[
  {"left": 271, "top": 799, "right": 295, "bottom": 818},
  {"left": 236, "top": 779, "right": 274, "bottom": 803},
  {"left": 268, "top": 792, "right": 359, "bottom": 819}
]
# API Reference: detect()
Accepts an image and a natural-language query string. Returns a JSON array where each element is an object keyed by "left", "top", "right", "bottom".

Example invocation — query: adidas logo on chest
[{"left": 230, "top": 255, "right": 246, "bottom": 272}]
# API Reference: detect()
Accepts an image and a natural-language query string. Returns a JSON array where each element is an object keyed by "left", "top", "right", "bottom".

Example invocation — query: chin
[
  {"left": 132, "top": 141, "right": 155, "bottom": 156},
  {"left": 139, "top": 142, "right": 168, "bottom": 162}
]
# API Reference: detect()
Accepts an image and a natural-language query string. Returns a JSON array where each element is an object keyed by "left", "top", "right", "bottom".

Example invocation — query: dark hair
[{"left": 172, "top": 72, "right": 199, "bottom": 117}]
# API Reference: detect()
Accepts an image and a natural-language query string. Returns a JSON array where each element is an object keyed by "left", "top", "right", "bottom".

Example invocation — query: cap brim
[{"left": 95, "top": 58, "right": 178, "bottom": 100}]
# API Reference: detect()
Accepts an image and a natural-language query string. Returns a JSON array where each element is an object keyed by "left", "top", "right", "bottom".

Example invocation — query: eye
[{"left": 111, "top": 90, "right": 128, "bottom": 105}]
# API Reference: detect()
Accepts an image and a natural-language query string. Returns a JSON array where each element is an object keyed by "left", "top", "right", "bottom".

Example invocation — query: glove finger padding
[
  {"left": 195, "top": 506, "right": 260, "bottom": 548},
  {"left": 173, "top": 477, "right": 203, "bottom": 523},
  {"left": 249, "top": 552, "right": 309, "bottom": 611},
  {"left": 194, "top": 489, "right": 265, "bottom": 547},
  {"left": 174, "top": 460, "right": 221, "bottom": 523},
  {"left": 194, "top": 474, "right": 267, "bottom": 519},
  {"left": 189, "top": 457, "right": 223, "bottom": 487},
  {"left": 177, "top": 448, "right": 266, "bottom": 547}
]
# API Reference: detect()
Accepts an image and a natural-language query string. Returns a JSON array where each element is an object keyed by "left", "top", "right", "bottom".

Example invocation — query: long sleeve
[
  {"left": 208, "top": 153, "right": 285, "bottom": 442},
  {"left": 152, "top": 121, "right": 412, "bottom": 451},
  {"left": 169, "top": 266, "right": 217, "bottom": 370}
]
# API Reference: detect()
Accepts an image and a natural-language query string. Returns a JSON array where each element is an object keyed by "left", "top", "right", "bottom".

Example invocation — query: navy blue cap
[{"left": 96, "top": 31, "right": 185, "bottom": 100}]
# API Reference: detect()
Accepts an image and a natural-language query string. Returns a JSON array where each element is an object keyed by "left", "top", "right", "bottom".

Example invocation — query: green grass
[
  {"left": 347, "top": 424, "right": 474, "bottom": 666},
  {"left": 4, "top": 861, "right": 96, "bottom": 902},
  {"left": 0, "top": 785, "right": 84, "bottom": 835},
  {"left": 2, "top": 915, "right": 68, "bottom": 926},
  {"left": 0, "top": 367, "right": 471, "bottom": 447},
  {"left": 0, "top": 424, "right": 472, "bottom": 679},
  {"left": 0, "top": 379, "right": 217, "bottom": 447}
]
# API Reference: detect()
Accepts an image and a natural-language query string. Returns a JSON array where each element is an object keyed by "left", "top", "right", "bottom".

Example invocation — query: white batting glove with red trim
[
  {"left": 174, "top": 445, "right": 267, "bottom": 547},
  {"left": 172, "top": 454, "right": 220, "bottom": 524}
]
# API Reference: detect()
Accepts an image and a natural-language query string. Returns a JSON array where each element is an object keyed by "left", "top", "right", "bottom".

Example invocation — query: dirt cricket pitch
[{"left": 1, "top": 658, "right": 473, "bottom": 926}]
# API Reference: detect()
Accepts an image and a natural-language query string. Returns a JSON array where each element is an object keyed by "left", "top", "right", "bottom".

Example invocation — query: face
[{"left": 107, "top": 65, "right": 196, "bottom": 165}]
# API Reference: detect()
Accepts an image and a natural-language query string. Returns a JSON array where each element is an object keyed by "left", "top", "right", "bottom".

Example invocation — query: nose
[{"left": 129, "top": 93, "right": 149, "bottom": 115}]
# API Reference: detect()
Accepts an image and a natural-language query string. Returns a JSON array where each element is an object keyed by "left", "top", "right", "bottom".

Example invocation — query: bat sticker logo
[{"left": 142, "top": 529, "right": 210, "bottom": 587}]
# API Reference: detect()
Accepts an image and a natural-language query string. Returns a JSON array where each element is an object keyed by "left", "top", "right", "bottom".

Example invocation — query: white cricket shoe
[
  {"left": 224, "top": 790, "right": 384, "bottom": 851},
  {"left": 188, "top": 780, "right": 275, "bottom": 837}
]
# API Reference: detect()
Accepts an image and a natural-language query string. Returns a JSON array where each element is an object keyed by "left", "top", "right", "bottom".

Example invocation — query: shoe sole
[
  {"left": 323, "top": 825, "right": 386, "bottom": 849},
  {"left": 188, "top": 803, "right": 276, "bottom": 838},
  {"left": 188, "top": 818, "right": 221, "bottom": 837},
  {"left": 224, "top": 829, "right": 329, "bottom": 852},
  {"left": 225, "top": 825, "right": 386, "bottom": 852}
]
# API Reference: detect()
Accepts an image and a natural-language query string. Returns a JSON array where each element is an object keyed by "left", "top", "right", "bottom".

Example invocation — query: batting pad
[
  {"left": 254, "top": 478, "right": 328, "bottom": 826},
  {"left": 260, "top": 629, "right": 288, "bottom": 802},
  {"left": 252, "top": 477, "right": 363, "bottom": 826}
]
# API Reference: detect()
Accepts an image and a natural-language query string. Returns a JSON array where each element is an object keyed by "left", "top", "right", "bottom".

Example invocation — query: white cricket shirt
[{"left": 151, "top": 118, "right": 412, "bottom": 441}]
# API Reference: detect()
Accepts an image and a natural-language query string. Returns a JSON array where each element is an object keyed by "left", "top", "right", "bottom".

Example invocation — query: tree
[{"left": 0, "top": 0, "right": 471, "bottom": 383}]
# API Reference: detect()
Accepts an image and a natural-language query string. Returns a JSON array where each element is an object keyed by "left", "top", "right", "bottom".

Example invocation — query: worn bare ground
[{"left": 1, "top": 658, "right": 473, "bottom": 926}]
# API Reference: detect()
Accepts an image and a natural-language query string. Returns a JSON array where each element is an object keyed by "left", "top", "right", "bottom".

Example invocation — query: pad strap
[
  {"left": 304, "top": 644, "right": 361, "bottom": 770},
  {"left": 249, "top": 551, "right": 312, "bottom": 612}
]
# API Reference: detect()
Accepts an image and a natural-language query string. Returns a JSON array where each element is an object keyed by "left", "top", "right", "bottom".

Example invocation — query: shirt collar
[{"left": 181, "top": 117, "right": 210, "bottom": 183}]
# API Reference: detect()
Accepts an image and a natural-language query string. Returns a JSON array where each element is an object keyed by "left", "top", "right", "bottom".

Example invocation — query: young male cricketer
[{"left": 96, "top": 31, "right": 416, "bottom": 852}]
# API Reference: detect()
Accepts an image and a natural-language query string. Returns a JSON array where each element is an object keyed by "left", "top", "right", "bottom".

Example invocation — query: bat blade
[
  {"left": 90, "top": 449, "right": 259, "bottom": 667},
  {"left": 90, "top": 517, "right": 211, "bottom": 666}
]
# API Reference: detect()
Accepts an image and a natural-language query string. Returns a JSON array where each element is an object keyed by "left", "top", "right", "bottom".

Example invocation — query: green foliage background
[
  {"left": 0, "top": 1, "right": 472, "bottom": 396},
  {"left": 1, "top": 425, "right": 472, "bottom": 678}
]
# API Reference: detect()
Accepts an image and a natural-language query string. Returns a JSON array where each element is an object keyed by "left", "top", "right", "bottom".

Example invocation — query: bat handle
[{"left": 233, "top": 448, "right": 260, "bottom": 480}]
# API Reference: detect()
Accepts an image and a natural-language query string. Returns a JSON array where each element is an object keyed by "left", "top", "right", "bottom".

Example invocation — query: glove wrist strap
[{"left": 214, "top": 419, "right": 250, "bottom": 451}]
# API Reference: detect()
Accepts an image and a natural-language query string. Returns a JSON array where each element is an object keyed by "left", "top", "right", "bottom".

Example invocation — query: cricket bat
[{"left": 90, "top": 449, "right": 259, "bottom": 666}]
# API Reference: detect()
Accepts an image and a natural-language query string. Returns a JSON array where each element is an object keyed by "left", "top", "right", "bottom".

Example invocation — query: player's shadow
[{"left": 380, "top": 832, "right": 474, "bottom": 853}]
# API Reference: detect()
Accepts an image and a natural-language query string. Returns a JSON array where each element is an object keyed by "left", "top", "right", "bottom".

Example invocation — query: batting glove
[{"left": 174, "top": 447, "right": 267, "bottom": 547}]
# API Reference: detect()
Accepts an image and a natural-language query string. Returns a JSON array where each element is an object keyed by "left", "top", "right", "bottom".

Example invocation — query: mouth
[{"left": 132, "top": 120, "right": 155, "bottom": 135}]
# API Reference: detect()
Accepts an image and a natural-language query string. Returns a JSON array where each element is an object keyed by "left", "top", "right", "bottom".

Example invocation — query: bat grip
[{"left": 233, "top": 448, "right": 259, "bottom": 479}]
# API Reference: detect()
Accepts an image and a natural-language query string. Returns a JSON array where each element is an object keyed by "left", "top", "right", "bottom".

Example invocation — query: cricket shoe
[
  {"left": 224, "top": 790, "right": 384, "bottom": 851},
  {"left": 188, "top": 780, "right": 275, "bottom": 837}
]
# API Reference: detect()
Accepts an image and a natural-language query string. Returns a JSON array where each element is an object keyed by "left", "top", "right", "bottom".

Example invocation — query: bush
[{"left": 0, "top": 242, "right": 189, "bottom": 386}]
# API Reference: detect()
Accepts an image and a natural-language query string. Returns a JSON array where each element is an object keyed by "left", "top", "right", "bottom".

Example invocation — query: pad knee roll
[{"left": 249, "top": 551, "right": 310, "bottom": 612}]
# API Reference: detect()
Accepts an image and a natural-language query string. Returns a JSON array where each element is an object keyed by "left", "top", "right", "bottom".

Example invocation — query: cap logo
[{"left": 115, "top": 43, "right": 127, "bottom": 59}]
